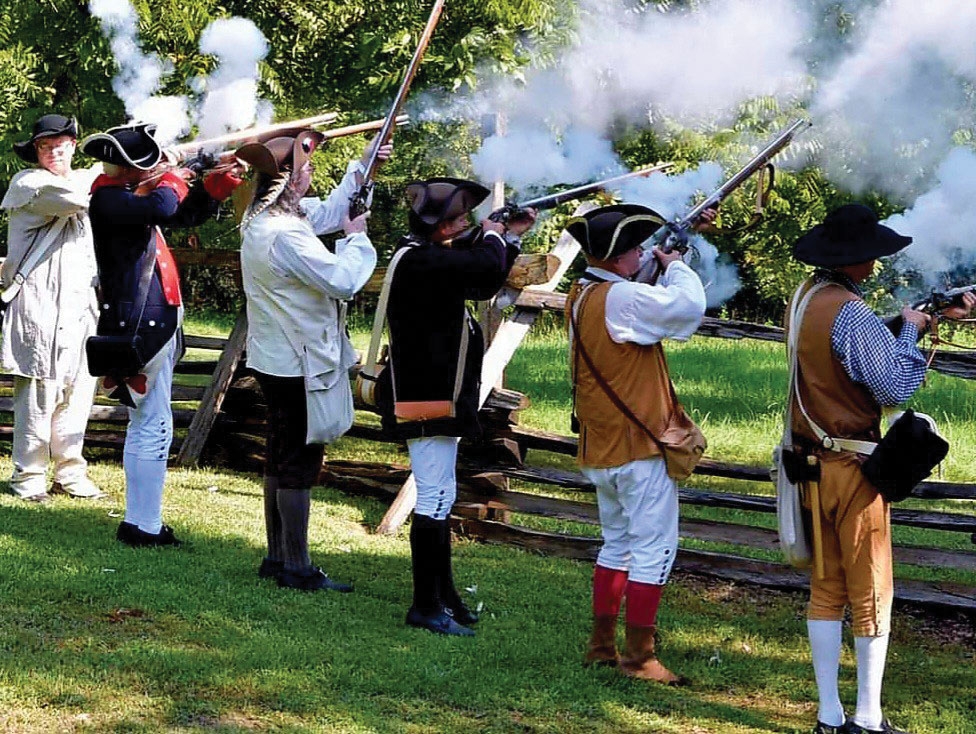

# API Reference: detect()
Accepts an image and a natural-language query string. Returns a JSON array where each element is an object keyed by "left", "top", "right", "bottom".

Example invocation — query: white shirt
[
  {"left": 241, "top": 161, "right": 377, "bottom": 378},
  {"left": 581, "top": 260, "right": 706, "bottom": 346}
]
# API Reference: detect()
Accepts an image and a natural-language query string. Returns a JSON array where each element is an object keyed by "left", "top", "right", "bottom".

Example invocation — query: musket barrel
[
  {"left": 172, "top": 112, "right": 340, "bottom": 156},
  {"left": 322, "top": 114, "right": 410, "bottom": 140},
  {"left": 360, "top": 0, "right": 446, "bottom": 183},
  {"left": 516, "top": 163, "right": 675, "bottom": 210}
]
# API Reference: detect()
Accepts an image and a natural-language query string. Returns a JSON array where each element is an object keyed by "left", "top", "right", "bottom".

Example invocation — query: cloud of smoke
[
  {"left": 882, "top": 147, "right": 976, "bottom": 289},
  {"left": 811, "top": 0, "right": 976, "bottom": 200},
  {"left": 88, "top": 0, "right": 190, "bottom": 143},
  {"left": 196, "top": 17, "right": 271, "bottom": 139}
]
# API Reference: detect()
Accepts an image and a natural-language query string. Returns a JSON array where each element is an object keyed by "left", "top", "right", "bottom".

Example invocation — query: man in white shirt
[
  {"left": 566, "top": 203, "right": 709, "bottom": 684},
  {"left": 1, "top": 113, "right": 103, "bottom": 503},
  {"left": 237, "top": 130, "right": 391, "bottom": 591}
]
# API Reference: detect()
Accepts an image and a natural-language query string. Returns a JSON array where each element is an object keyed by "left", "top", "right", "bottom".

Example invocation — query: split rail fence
[{"left": 2, "top": 246, "right": 976, "bottom": 615}]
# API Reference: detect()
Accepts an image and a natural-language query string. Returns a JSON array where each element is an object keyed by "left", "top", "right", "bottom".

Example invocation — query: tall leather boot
[
  {"left": 584, "top": 616, "right": 619, "bottom": 666},
  {"left": 619, "top": 625, "right": 685, "bottom": 685},
  {"left": 258, "top": 475, "right": 283, "bottom": 579},
  {"left": 406, "top": 514, "right": 473, "bottom": 636},
  {"left": 435, "top": 518, "right": 478, "bottom": 625}
]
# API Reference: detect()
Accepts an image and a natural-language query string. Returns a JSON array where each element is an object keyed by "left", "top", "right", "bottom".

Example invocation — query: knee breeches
[{"left": 408, "top": 436, "right": 459, "bottom": 520}]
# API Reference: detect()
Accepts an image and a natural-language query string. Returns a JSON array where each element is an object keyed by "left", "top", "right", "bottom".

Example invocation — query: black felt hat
[
  {"left": 14, "top": 114, "right": 78, "bottom": 163},
  {"left": 405, "top": 177, "right": 491, "bottom": 227},
  {"left": 80, "top": 122, "right": 163, "bottom": 171},
  {"left": 793, "top": 204, "right": 912, "bottom": 267},
  {"left": 566, "top": 204, "right": 666, "bottom": 260}
]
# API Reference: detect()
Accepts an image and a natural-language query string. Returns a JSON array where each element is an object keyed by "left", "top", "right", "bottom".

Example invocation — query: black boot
[
  {"left": 259, "top": 475, "right": 284, "bottom": 579},
  {"left": 276, "top": 487, "right": 353, "bottom": 593},
  {"left": 407, "top": 514, "right": 473, "bottom": 636},
  {"left": 435, "top": 518, "right": 478, "bottom": 625}
]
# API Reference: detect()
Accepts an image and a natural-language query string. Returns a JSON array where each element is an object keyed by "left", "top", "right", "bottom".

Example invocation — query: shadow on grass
[{"left": 1, "top": 484, "right": 972, "bottom": 734}]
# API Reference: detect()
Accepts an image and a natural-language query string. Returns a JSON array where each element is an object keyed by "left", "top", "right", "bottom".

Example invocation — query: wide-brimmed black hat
[
  {"left": 14, "top": 114, "right": 79, "bottom": 163},
  {"left": 80, "top": 122, "right": 163, "bottom": 171},
  {"left": 566, "top": 204, "right": 666, "bottom": 260},
  {"left": 405, "top": 177, "right": 491, "bottom": 227},
  {"left": 793, "top": 204, "right": 912, "bottom": 267}
]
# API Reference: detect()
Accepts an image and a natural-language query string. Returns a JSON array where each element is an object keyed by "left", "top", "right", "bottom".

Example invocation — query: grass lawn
[{"left": 1, "top": 319, "right": 974, "bottom": 733}]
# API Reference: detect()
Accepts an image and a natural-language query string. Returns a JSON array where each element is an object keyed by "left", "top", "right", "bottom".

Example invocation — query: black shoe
[
  {"left": 813, "top": 722, "right": 848, "bottom": 734},
  {"left": 847, "top": 720, "right": 910, "bottom": 734},
  {"left": 277, "top": 566, "right": 353, "bottom": 592},
  {"left": 116, "top": 522, "right": 182, "bottom": 548},
  {"left": 258, "top": 557, "right": 284, "bottom": 579},
  {"left": 444, "top": 600, "right": 479, "bottom": 626},
  {"left": 406, "top": 606, "right": 475, "bottom": 637}
]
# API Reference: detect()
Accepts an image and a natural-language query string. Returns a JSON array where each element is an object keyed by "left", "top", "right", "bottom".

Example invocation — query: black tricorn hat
[
  {"left": 566, "top": 204, "right": 666, "bottom": 260},
  {"left": 405, "top": 177, "right": 491, "bottom": 227},
  {"left": 235, "top": 129, "right": 326, "bottom": 177},
  {"left": 793, "top": 204, "right": 912, "bottom": 267},
  {"left": 80, "top": 122, "right": 163, "bottom": 171},
  {"left": 14, "top": 114, "right": 79, "bottom": 163}
]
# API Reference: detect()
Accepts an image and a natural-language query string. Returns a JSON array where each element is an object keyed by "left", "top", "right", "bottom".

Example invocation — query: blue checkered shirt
[{"left": 819, "top": 271, "right": 927, "bottom": 406}]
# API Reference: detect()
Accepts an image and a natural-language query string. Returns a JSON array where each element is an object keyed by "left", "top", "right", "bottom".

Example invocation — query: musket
[
  {"left": 171, "top": 112, "right": 339, "bottom": 157},
  {"left": 636, "top": 119, "right": 811, "bottom": 284},
  {"left": 349, "top": 0, "right": 446, "bottom": 218},
  {"left": 487, "top": 163, "right": 675, "bottom": 224},
  {"left": 911, "top": 283, "right": 976, "bottom": 311}
]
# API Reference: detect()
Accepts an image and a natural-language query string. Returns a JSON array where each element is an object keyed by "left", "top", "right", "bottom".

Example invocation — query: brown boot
[
  {"left": 584, "top": 615, "right": 619, "bottom": 666},
  {"left": 619, "top": 625, "right": 686, "bottom": 685}
]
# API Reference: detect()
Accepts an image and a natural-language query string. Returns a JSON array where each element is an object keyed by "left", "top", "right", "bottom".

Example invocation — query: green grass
[{"left": 1, "top": 316, "right": 974, "bottom": 733}]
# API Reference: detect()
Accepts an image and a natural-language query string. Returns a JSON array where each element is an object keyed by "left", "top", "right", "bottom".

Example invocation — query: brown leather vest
[
  {"left": 787, "top": 279, "right": 882, "bottom": 446},
  {"left": 567, "top": 281, "right": 674, "bottom": 468}
]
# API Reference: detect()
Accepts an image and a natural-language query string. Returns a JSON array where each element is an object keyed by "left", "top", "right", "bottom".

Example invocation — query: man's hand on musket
[
  {"left": 693, "top": 206, "right": 719, "bottom": 234},
  {"left": 651, "top": 246, "right": 685, "bottom": 272},
  {"left": 942, "top": 292, "right": 976, "bottom": 320},
  {"left": 342, "top": 210, "right": 369, "bottom": 236},
  {"left": 901, "top": 306, "right": 932, "bottom": 333},
  {"left": 506, "top": 207, "right": 538, "bottom": 236},
  {"left": 361, "top": 136, "right": 394, "bottom": 168}
]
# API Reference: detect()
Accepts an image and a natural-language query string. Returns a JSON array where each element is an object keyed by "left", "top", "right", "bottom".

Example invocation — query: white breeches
[
  {"left": 408, "top": 436, "right": 460, "bottom": 521},
  {"left": 9, "top": 369, "right": 98, "bottom": 498},
  {"left": 122, "top": 337, "right": 176, "bottom": 533},
  {"left": 582, "top": 457, "right": 680, "bottom": 585}
]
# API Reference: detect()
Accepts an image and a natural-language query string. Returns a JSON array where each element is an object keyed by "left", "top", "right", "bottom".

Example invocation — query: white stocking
[
  {"left": 808, "top": 619, "right": 845, "bottom": 727},
  {"left": 853, "top": 634, "right": 889, "bottom": 731}
]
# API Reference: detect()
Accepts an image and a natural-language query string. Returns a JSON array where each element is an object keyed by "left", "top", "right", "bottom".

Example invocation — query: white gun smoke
[
  {"left": 88, "top": 0, "right": 190, "bottom": 143},
  {"left": 197, "top": 17, "right": 272, "bottom": 140},
  {"left": 89, "top": 2, "right": 272, "bottom": 146},
  {"left": 882, "top": 147, "right": 976, "bottom": 290}
]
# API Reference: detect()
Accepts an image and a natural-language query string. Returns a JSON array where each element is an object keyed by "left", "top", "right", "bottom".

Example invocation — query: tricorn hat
[
  {"left": 14, "top": 114, "right": 79, "bottom": 163},
  {"left": 234, "top": 129, "right": 325, "bottom": 177},
  {"left": 566, "top": 204, "right": 666, "bottom": 260},
  {"left": 405, "top": 177, "right": 491, "bottom": 227},
  {"left": 80, "top": 122, "right": 164, "bottom": 171},
  {"left": 793, "top": 204, "right": 912, "bottom": 267}
]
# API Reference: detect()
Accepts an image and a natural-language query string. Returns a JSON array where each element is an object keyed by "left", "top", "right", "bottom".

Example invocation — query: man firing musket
[
  {"left": 636, "top": 119, "right": 811, "bottom": 284},
  {"left": 349, "top": 0, "right": 446, "bottom": 218}
]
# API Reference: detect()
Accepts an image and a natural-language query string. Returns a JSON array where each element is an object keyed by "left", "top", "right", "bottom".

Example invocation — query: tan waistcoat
[
  {"left": 788, "top": 280, "right": 882, "bottom": 446},
  {"left": 567, "top": 281, "right": 674, "bottom": 468}
]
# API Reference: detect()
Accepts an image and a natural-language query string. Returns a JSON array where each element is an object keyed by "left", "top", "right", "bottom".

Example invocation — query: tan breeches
[{"left": 803, "top": 452, "right": 893, "bottom": 638}]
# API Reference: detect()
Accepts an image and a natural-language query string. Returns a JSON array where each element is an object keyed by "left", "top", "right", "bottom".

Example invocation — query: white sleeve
[
  {"left": 298, "top": 159, "right": 367, "bottom": 236},
  {"left": 270, "top": 224, "right": 377, "bottom": 301},
  {"left": 604, "top": 262, "right": 706, "bottom": 345}
]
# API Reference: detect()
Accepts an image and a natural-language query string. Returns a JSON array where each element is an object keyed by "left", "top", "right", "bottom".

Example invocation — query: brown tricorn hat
[
  {"left": 566, "top": 204, "right": 666, "bottom": 260},
  {"left": 234, "top": 129, "right": 326, "bottom": 176},
  {"left": 405, "top": 177, "right": 491, "bottom": 227}
]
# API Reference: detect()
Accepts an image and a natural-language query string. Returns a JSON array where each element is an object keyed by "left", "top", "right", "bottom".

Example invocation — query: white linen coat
[{"left": 1, "top": 166, "right": 101, "bottom": 380}]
